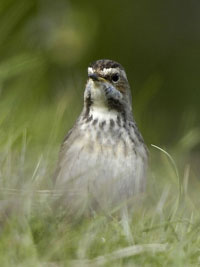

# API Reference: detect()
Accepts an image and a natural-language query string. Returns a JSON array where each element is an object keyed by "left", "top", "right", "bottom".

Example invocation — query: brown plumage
[{"left": 54, "top": 59, "right": 148, "bottom": 217}]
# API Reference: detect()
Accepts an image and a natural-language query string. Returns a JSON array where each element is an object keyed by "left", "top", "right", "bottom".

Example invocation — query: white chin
[{"left": 87, "top": 79, "right": 106, "bottom": 104}]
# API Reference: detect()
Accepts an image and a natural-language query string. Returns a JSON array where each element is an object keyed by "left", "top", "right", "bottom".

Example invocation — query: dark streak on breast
[
  {"left": 110, "top": 119, "right": 115, "bottom": 128},
  {"left": 86, "top": 115, "right": 93, "bottom": 122},
  {"left": 92, "top": 119, "right": 98, "bottom": 125},
  {"left": 129, "top": 121, "right": 145, "bottom": 145},
  {"left": 123, "top": 122, "right": 137, "bottom": 154},
  {"left": 117, "top": 115, "right": 121, "bottom": 127},
  {"left": 99, "top": 120, "right": 106, "bottom": 129},
  {"left": 83, "top": 92, "right": 93, "bottom": 119}
]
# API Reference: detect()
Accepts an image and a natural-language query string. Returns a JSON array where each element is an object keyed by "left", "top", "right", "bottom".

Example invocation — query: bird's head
[{"left": 84, "top": 59, "right": 133, "bottom": 120}]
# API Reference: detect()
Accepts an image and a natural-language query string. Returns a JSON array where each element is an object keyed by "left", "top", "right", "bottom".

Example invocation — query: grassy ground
[{"left": 0, "top": 90, "right": 200, "bottom": 267}]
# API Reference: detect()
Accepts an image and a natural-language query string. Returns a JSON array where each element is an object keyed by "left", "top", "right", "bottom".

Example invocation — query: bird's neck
[
  {"left": 88, "top": 106, "right": 119, "bottom": 122},
  {"left": 79, "top": 105, "right": 129, "bottom": 134}
]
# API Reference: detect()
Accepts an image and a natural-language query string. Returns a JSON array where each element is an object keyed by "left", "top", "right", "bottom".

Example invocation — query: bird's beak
[
  {"left": 88, "top": 73, "right": 106, "bottom": 82},
  {"left": 88, "top": 73, "right": 99, "bottom": 81}
]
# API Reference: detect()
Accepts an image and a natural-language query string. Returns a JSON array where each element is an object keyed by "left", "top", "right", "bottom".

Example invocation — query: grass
[
  {"left": 0, "top": 89, "right": 200, "bottom": 267},
  {"left": 0, "top": 1, "right": 199, "bottom": 265}
]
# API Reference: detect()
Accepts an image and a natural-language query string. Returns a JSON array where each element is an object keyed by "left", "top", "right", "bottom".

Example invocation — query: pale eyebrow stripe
[
  {"left": 88, "top": 67, "right": 94, "bottom": 74},
  {"left": 88, "top": 67, "right": 127, "bottom": 79}
]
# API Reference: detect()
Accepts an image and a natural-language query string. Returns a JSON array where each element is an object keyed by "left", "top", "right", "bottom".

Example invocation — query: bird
[{"left": 54, "top": 59, "right": 148, "bottom": 218}]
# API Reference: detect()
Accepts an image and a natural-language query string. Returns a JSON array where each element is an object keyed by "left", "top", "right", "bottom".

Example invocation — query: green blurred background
[
  {"left": 0, "top": 0, "right": 200, "bottom": 175},
  {"left": 0, "top": 2, "right": 200, "bottom": 265}
]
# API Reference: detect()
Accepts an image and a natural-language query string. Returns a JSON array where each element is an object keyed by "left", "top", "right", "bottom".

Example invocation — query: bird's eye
[{"left": 111, "top": 73, "right": 119, "bottom": 83}]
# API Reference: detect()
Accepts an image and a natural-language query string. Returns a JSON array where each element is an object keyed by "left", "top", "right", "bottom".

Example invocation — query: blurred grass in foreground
[
  {"left": 0, "top": 1, "right": 200, "bottom": 264},
  {"left": 0, "top": 85, "right": 200, "bottom": 266}
]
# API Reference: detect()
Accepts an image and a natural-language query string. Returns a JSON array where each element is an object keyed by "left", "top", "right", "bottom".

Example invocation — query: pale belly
[{"left": 55, "top": 133, "right": 147, "bottom": 214}]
